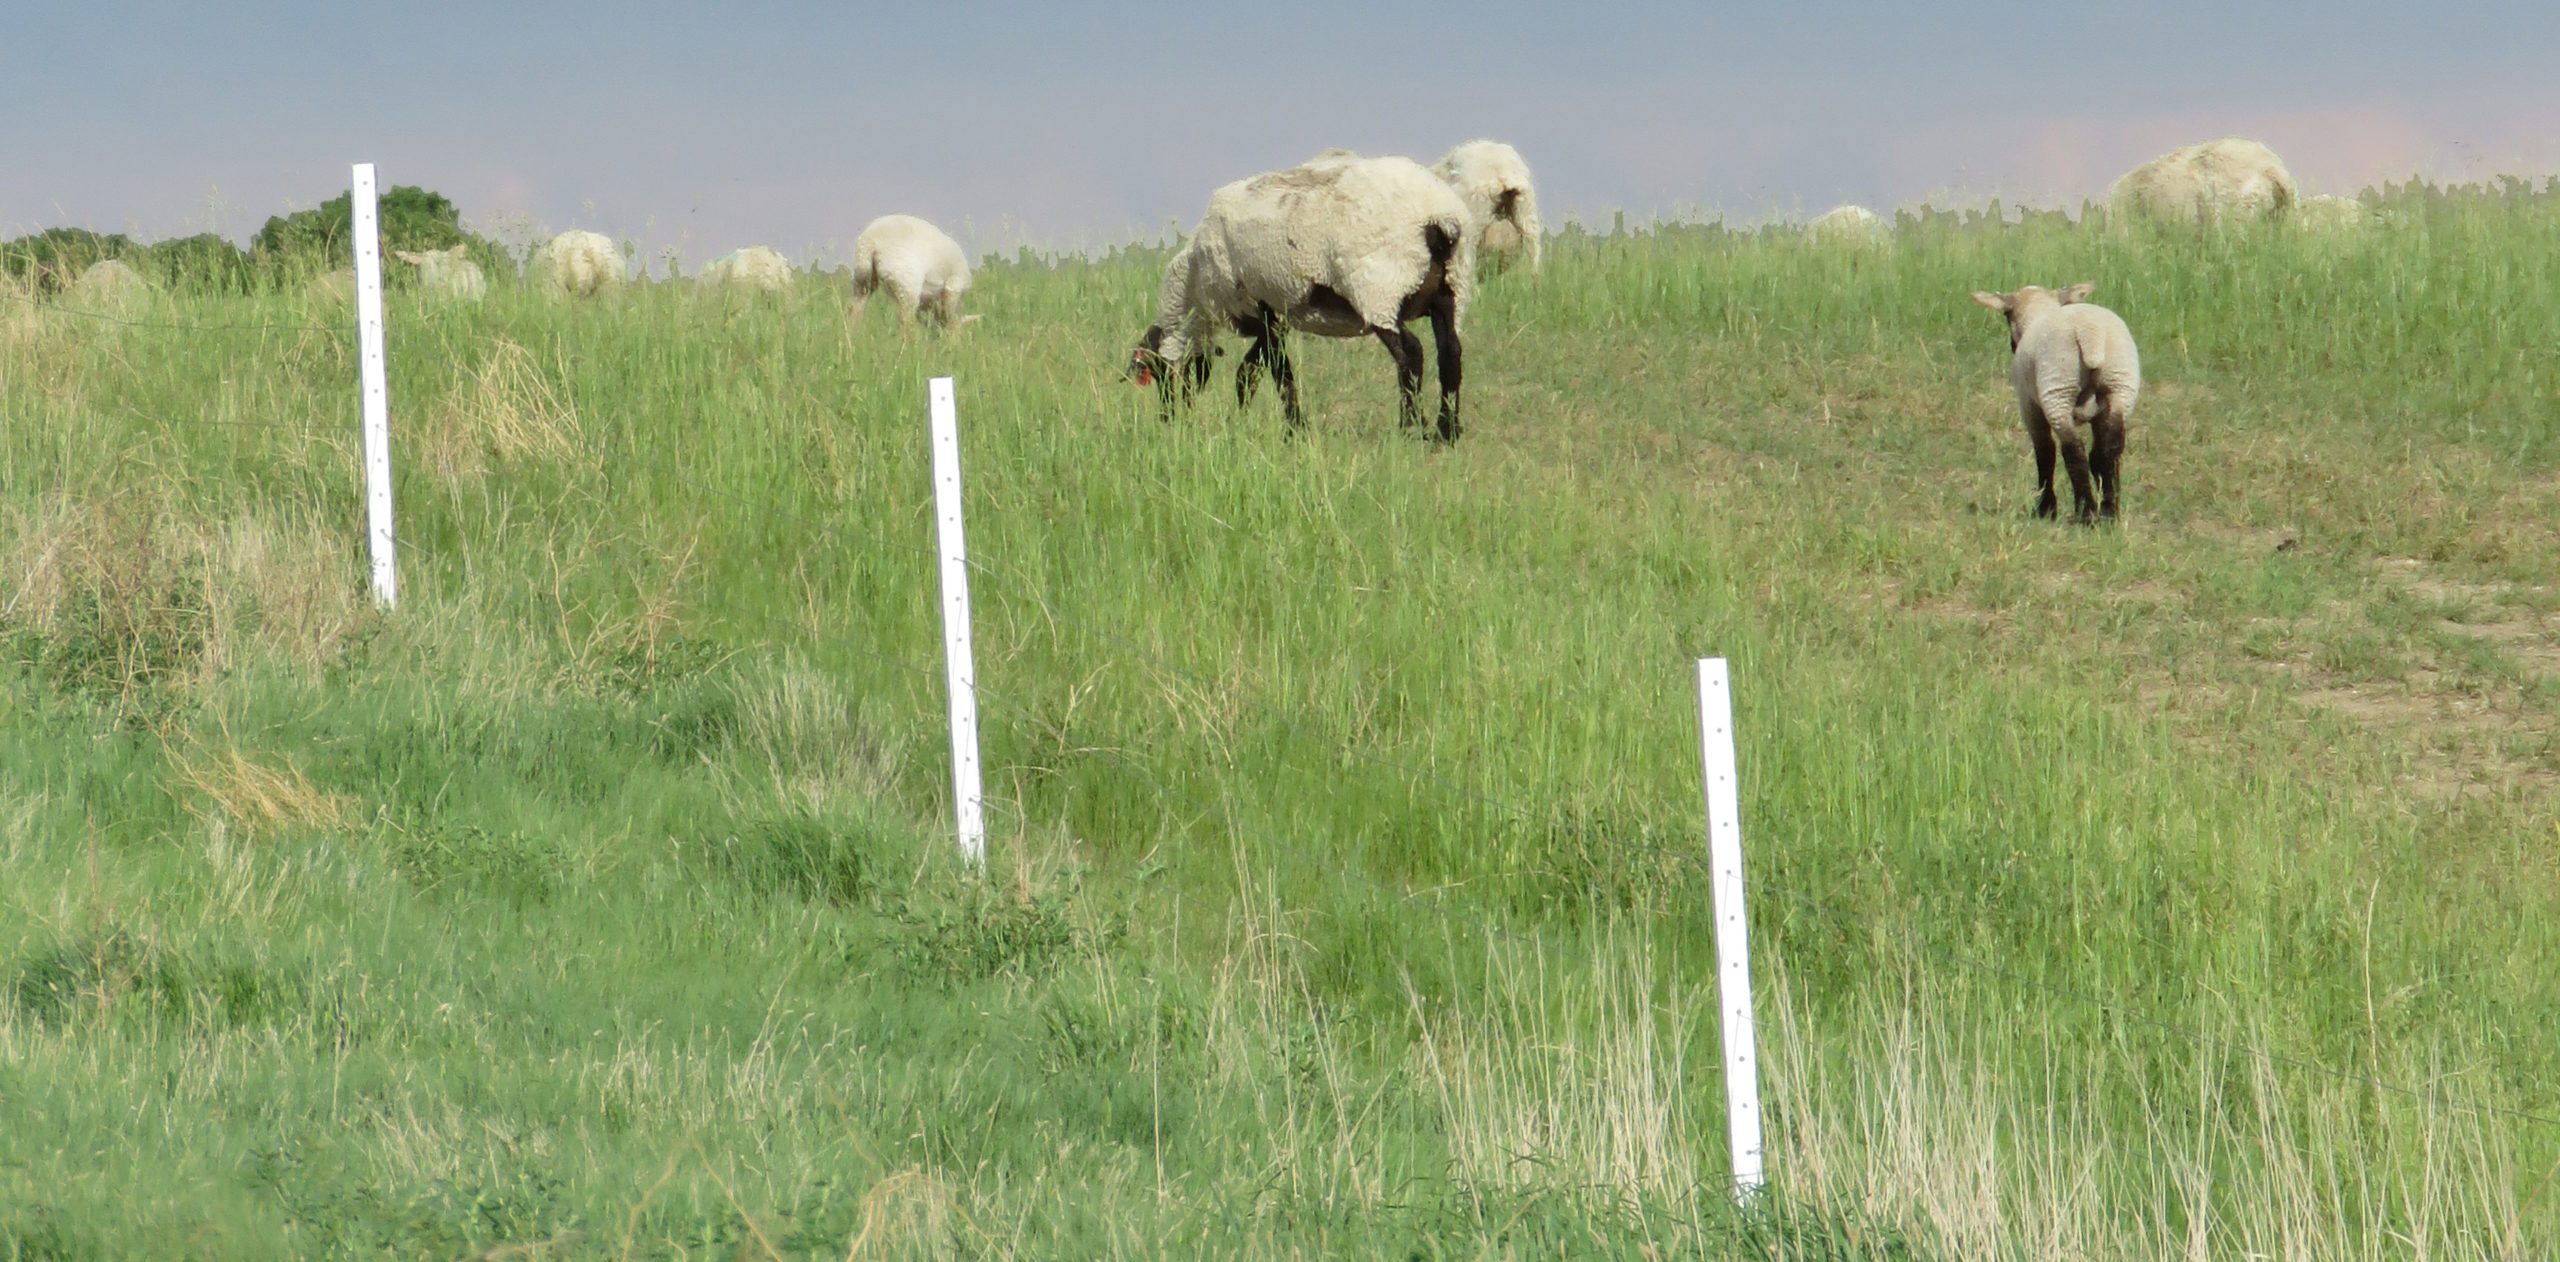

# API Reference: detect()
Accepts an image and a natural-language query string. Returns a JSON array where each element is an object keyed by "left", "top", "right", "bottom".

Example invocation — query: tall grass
[{"left": 4, "top": 180, "right": 2558, "bottom": 1257}]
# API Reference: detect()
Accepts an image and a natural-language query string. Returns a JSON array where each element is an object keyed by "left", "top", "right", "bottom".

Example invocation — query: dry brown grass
[
  {"left": 420, "top": 337, "right": 589, "bottom": 485},
  {"left": 164, "top": 733, "right": 350, "bottom": 838}
]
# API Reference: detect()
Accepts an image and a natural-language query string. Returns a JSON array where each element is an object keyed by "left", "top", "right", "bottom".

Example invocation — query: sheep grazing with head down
[
  {"left": 1971, "top": 283, "right": 2142, "bottom": 524},
  {"left": 852, "top": 215, "right": 973, "bottom": 327},
  {"left": 1806, "top": 204, "right": 1891, "bottom": 248},
  {"left": 1432, "top": 140, "right": 1542, "bottom": 273},
  {"left": 1129, "top": 154, "right": 1474, "bottom": 441},
  {"left": 392, "top": 245, "right": 487, "bottom": 302},
  {"left": 698, "top": 246, "right": 793, "bottom": 293},
  {"left": 527, "top": 230, "right": 624, "bottom": 297},
  {"left": 69, "top": 259, "right": 151, "bottom": 308},
  {"left": 2108, "top": 138, "right": 2296, "bottom": 225},
  {"left": 2295, "top": 193, "right": 2372, "bottom": 234}
]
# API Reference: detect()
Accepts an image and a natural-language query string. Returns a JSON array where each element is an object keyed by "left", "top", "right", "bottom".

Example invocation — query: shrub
[
  {"left": 251, "top": 184, "right": 509, "bottom": 283},
  {"left": 145, "top": 233, "right": 257, "bottom": 294},
  {"left": 0, "top": 227, "right": 142, "bottom": 295}
]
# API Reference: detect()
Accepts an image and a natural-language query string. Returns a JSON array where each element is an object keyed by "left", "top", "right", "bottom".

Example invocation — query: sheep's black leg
[
  {"left": 1269, "top": 334, "right": 1301, "bottom": 429},
  {"left": 1235, "top": 313, "right": 1271, "bottom": 408},
  {"left": 2025, "top": 410, "right": 2059, "bottom": 519},
  {"left": 2092, "top": 403, "right": 2127, "bottom": 520},
  {"left": 1429, "top": 286, "right": 1463, "bottom": 442},
  {"left": 2055, "top": 423, "right": 2099, "bottom": 525},
  {"left": 1374, "top": 325, "right": 1423, "bottom": 428}
]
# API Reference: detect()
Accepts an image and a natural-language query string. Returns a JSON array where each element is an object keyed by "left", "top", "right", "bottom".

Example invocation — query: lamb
[
  {"left": 1805, "top": 204, "right": 1891, "bottom": 247},
  {"left": 1431, "top": 140, "right": 1542, "bottom": 273},
  {"left": 391, "top": 245, "right": 488, "bottom": 302},
  {"left": 2107, "top": 139, "right": 2296, "bottom": 225},
  {"left": 698, "top": 245, "right": 793, "bottom": 293},
  {"left": 851, "top": 215, "right": 973, "bottom": 326},
  {"left": 1129, "top": 154, "right": 1474, "bottom": 441},
  {"left": 1970, "top": 283, "right": 2141, "bottom": 523},
  {"left": 526, "top": 230, "right": 625, "bottom": 297}
]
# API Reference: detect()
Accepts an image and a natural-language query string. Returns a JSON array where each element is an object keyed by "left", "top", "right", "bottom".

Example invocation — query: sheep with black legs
[
  {"left": 852, "top": 215, "right": 973, "bottom": 326},
  {"left": 1971, "top": 283, "right": 2141, "bottom": 524},
  {"left": 1432, "top": 140, "right": 1542, "bottom": 272},
  {"left": 1128, "top": 155, "right": 1474, "bottom": 441}
]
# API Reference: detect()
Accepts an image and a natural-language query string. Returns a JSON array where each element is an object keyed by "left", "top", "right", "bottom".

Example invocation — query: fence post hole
[
  {"left": 929, "top": 377, "right": 986, "bottom": 866},
  {"left": 1697, "top": 657, "right": 1765, "bottom": 1200},
  {"left": 350, "top": 162, "right": 397, "bottom": 610}
]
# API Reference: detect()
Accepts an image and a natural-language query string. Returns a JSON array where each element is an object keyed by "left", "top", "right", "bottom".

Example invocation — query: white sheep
[
  {"left": 1130, "top": 154, "right": 1474, "bottom": 440},
  {"left": 391, "top": 245, "right": 488, "bottom": 302},
  {"left": 526, "top": 229, "right": 625, "bottom": 297},
  {"left": 68, "top": 259, "right": 151, "bottom": 307},
  {"left": 2108, "top": 138, "right": 2296, "bottom": 225},
  {"left": 698, "top": 245, "right": 794, "bottom": 293},
  {"left": 1970, "top": 282, "right": 2141, "bottom": 523},
  {"left": 851, "top": 215, "right": 972, "bottom": 326},
  {"left": 1805, "top": 203, "right": 1891, "bottom": 247},
  {"left": 2295, "top": 193, "right": 2372, "bottom": 234},
  {"left": 1432, "top": 140, "right": 1542, "bottom": 272}
]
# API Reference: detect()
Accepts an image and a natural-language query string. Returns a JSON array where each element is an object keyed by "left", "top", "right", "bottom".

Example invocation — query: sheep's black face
[{"left": 1127, "top": 326, "right": 1169, "bottom": 387}]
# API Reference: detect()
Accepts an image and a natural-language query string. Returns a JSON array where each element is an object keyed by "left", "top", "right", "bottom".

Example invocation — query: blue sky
[{"left": 6, "top": 2, "right": 2555, "bottom": 270}]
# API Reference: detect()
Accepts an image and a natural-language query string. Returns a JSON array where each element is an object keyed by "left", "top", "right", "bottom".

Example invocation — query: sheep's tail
[
  {"left": 2073, "top": 321, "right": 2109, "bottom": 377},
  {"left": 1512, "top": 183, "right": 1544, "bottom": 272},
  {"left": 851, "top": 237, "right": 878, "bottom": 297}
]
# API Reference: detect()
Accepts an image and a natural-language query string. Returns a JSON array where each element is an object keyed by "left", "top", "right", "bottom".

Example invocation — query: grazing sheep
[
  {"left": 2108, "top": 139, "right": 2296, "bottom": 225},
  {"left": 1130, "top": 154, "right": 1474, "bottom": 441},
  {"left": 698, "top": 245, "right": 794, "bottom": 293},
  {"left": 852, "top": 215, "right": 973, "bottom": 326},
  {"left": 1970, "top": 283, "right": 2141, "bottom": 523},
  {"left": 68, "top": 259, "right": 151, "bottom": 307},
  {"left": 2295, "top": 193, "right": 2372, "bottom": 234},
  {"left": 526, "top": 230, "right": 625, "bottom": 297},
  {"left": 1432, "top": 140, "right": 1542, "bottom": 272},
  {"left": 392, "top": 245, "right": 488, "bottom": 302},
  {"left": 1805, "top": 203, "right": 1891, "bottom": 247}
]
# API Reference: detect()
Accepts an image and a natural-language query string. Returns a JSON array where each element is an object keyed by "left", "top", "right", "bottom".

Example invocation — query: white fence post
[
  {"left": 1697, "top": 657, "right": 1766, "bottom": 1200},
  {"left": 929, "top": 377, "right": 986, "bottom": 866},
  {"left": 350, "top": 163, "right": 397, "bottom": 610}
]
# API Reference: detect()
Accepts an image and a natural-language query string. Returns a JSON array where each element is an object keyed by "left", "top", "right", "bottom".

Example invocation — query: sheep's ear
[
  {"left": 2058, "top": 282, "right": 2097, "bottom": 304},
  {"left": 1970, "top": 291, "right": 2010, "bottom": 312}
]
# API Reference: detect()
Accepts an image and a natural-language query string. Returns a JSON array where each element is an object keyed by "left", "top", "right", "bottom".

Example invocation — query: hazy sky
[{"left": 7, "top": 2, "right": 2556, "bottom": 270}]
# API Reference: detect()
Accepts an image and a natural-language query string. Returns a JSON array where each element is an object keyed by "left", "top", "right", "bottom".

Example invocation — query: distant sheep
[
  {"left": 852, "top": 215, "right": 973, "bottom": 326},
  {"left": 1971, "top": 282, "right": 2141, "bottom": 523},
  {"left": 527, "top": 230, "right": 625, "bottom": 297},
  {"left": 699, "top": 245, "right": 793, "bottom": 293},
  {"left": 68, "top": 259, "right": 151, "bottom": 307},
  {"left": 392, "top": 245, "right": 488, "bottom": 302},
  {"left": 1129, "top": 154, "right": 1473, "bottom": 441},
  {"left": 1806, "top": 204, "right": 1891, "bottom": 247},
  {"left": 1432, "top": 140, "right": 1542, "bottom": 272},
  {"left": 2295, "top": 193, "right": 2372, "bottom": 234},
  {"left": 2108, "top": 139, "right": 2296, "bottom": 225}
]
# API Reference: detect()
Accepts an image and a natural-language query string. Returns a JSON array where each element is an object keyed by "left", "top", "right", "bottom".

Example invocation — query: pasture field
[{"left": 5, "top": 183, "right": 2560, "bottom": 1258}]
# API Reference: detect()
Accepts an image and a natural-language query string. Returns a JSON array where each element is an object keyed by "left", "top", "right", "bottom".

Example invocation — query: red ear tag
[{"left": 1136, "top": 367, "right": 1154, "bottom": 386}]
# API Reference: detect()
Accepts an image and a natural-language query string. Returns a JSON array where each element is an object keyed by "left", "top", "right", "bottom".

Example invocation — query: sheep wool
[
  {"left": 2108, "top": 139, "right": 2296, "bottom": 224},
  {"left": 68, "top": 259, "right": 151, "bottom": 307},
  {"left": 1806, "top": 204, "right": 1891, "bottom": 247},
  {"left": 1140, "top": 154, "right": 1474, "bottom": 439},
  {"left": 2295, "top": 193, "right": 2373, "bottom": 234},
  {"left": 1972, "top": 283, "right": 2142, "bottom": 523},
  {"left": 527, "top": 230, "right": 625, "bottom": 297},
  {"left": 392, "top": 245, "right": 488, "bottom": 302},
  {"left": 698, "top": 246, "right": 794, "bottom": 293},
  {"left": 1431, "top": 140, "right": 1542, "bottom": 272},
  {"left": 852, "top": 215, "right": 972, "bottom": 326}
]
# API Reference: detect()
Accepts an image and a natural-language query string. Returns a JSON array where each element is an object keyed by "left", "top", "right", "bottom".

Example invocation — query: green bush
[
  {"left": 0, "top": 226, "right": 142, "bottom": 294},
  {"left": 251, "top": 184, "right": 510, "bottom": 283},
  {"left": 145, "top": 233, "right": 257, "bottom": 295}
]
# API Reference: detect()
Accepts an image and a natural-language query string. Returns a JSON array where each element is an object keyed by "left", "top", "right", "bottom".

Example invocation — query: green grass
[{"left": 5, "top": 180, "right": 2560, "bottom": 1258}]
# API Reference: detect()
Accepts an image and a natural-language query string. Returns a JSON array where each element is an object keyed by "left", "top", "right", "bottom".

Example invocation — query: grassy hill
[{"left": 4, "top": 186, "right": 2558, "bottom": 1258}]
